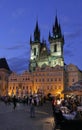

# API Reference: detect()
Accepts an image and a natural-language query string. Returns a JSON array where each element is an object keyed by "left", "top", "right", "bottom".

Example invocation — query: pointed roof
[
  {"left": 0, "top": 58, "right": 11, "bottom": 71},
  {"left": 52, "top": 15, "right": 59, "bottom": 36},
  {"left": 55, "top": 15, "right": 59, "bottom": 28},
  {"left": 35, "top": 21, "right": 39, "bottom": 32},
  {"left": 34, "top": 21, "right": 40, "bottom": 42}
]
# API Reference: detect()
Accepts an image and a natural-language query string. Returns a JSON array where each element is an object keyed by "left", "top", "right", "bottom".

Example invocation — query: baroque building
[
  {"left": 8, "top": 71, "right": 33, "bottom": 97},
  {"left": 32, "top": 65, "right": 65, "bottom": 97}
]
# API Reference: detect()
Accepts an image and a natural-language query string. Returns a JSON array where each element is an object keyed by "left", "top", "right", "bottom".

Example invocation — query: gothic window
[
  {"left": 34, "top": 48, "right": 36, "bottom": 55},
  {"left": 54, "top": 44, "right": 57, "bottom": 52}
]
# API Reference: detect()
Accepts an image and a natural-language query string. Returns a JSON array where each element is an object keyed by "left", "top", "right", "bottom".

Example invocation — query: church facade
[{"left": 29, "top": 16, "right": 64, "bottom": 72}]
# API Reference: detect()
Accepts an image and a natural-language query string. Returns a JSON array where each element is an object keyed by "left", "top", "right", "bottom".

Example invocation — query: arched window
[
  {"left": 34, "top": 48, "right": 36, "bottom": 55},
  {"left": 54, "top": 44, "right": 57, "bottom": 52}
]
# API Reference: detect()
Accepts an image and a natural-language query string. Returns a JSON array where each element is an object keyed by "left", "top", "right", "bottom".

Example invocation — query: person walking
[
  {"left": 30, "top": 96, "right": 35, "bottom": 118},
  {"left": 13, "top": 95, "right": 17, "bottom": 110}
]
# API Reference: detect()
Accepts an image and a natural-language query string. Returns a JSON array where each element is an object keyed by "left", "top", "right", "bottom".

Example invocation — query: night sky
[{"left": 0, "top": 0, "right": 82, "bottom": 73}]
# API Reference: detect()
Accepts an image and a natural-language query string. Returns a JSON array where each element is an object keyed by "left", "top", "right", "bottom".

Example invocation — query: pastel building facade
[{"left": 8, "top": 71, "right": 33, "bottom": 97}]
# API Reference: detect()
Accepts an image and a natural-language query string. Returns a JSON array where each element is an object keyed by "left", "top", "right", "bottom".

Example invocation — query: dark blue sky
[{"left": 0, "top": 0, "right": 82, "bottom": 73}]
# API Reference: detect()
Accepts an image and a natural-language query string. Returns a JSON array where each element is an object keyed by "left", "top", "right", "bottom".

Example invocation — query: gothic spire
[
  {"left": 53, "top": 15, "right": 59, "bottom": 36},
  {"left": 55, "top": 15, "right": 59, "bottom": 28},
  {"left": 34, "top": 21, "right": 40, "bottom": 42}
]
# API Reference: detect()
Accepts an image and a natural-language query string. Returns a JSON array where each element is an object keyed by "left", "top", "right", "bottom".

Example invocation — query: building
[
  {"left": 29, "top": 15, "right": 64, "bottom": 72},
  {"left": 0, "top": 58, "right": 11, "bottom": 96},
  {"left": 8, "top": 71, "right": 33, "bottom": 97},
  {"left": 65, "top": 64, "right": 82, "bottom": 87},
  {"left": 33, "top": 65, "right": 65, "bottom": 98},
  {"left": 0, "top": 16, "right": 82, "bottom": 98}
]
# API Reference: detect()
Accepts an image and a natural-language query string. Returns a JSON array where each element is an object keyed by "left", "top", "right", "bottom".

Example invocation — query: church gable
[
  {"left": 39, "top": 43, "right": 49, "bottom": 58},
  {"left": 67, "top": 64, "right": 78, "bottom": 71}
]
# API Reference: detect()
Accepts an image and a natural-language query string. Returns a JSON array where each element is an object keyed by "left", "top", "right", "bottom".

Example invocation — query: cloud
[
  {"left": 5, "top": 43, "right": 27, "bottom": 50},
  {"left": 7, "top": 56, "right": 29, "bottom": 74},
  {"left": 65, "top": 29, "right": 82, "bottom": 40}
]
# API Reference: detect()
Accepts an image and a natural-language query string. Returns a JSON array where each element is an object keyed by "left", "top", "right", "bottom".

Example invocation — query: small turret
[{"left": 48, "top": 31, "right": 51, "bottom": 40}]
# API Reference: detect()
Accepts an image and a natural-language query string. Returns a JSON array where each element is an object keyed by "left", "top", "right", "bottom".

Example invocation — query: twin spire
[{"left": 30, "top": 15, "right": 63, "bottom": 44}]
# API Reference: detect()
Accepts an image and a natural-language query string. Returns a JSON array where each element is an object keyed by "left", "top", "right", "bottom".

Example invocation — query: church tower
[
  {"left": 30, "top": 21, "right": 40, "bottom": 72},
  {"left": 48, "top": 15, "right": 64, "bottom": 67},
  {"left": 29, "top": 16, "right": 64, "bottom": 72}
]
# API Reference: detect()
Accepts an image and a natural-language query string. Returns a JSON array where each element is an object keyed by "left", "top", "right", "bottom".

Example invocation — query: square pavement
[{"left": 0, "top": 101, "right": 54, "bottom": 130}]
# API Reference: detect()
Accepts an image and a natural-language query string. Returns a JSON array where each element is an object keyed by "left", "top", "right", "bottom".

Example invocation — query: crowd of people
[
  {"left": 51, "top": 96, "right": 82, "bottom": 129},
  {"left": 1, "top": 94, "right": 82, "bottom": 129},
  {"left": 0, "top": 94, "right": 46, "bottom": 117}
]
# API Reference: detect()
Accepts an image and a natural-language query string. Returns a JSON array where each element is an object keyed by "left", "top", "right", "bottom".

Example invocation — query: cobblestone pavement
[{"left": 0, "top": 101, "right": 54, "bottom": 130}]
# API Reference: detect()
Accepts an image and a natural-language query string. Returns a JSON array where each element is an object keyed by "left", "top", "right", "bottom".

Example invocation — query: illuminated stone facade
[
  {"left": 33, "top": 66, "right": 65, "bottom": 98},
  {"left": 7, "top": 64, "right": 82, "bottom": 98},
  {"left": 8, "top": 65, "right": 65, "bottom": 98},
  {"left": 8, "top": 71, "right": 33, "bottom": 97},
  {"left": 29, "top": 16, "right": 64, "bottom": 72}
]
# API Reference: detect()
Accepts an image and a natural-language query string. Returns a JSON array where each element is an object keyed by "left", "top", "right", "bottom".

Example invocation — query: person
[
  {"left": 13, "top": 95, "right": 17, "bottom": 110},
  {"left": 30, "top": 97, "right": 35, "bottom": 118}
]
